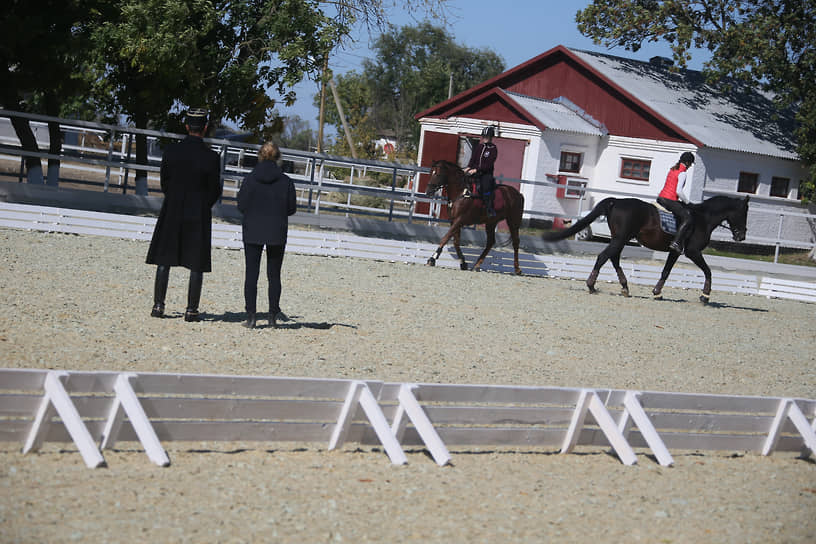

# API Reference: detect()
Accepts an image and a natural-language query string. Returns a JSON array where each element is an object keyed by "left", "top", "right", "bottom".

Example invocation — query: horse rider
[
  {"left": 464, "top": 126, "right": 498, "bottom": 216},
  {"left": 657, "top": 151, "right": 697, "bottom": 253}
]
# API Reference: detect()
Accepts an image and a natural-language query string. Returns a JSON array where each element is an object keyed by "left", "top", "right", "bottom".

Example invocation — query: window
[
  {"left": 559, "top": 151, "right": 582, "bottom": 173},
  {"left": 770, "top": 176, "right": 790, "bottom": 198},
  {"left": 620, "top": 158, "right": 651, "bottom": 181},
  {"left": 738, "top": 172, "right": 758, "bottom": 194}
]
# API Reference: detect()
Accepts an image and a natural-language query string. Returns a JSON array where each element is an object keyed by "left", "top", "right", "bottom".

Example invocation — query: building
[{"left": 414, "top": 45, "right": 813, "bottom": 246}]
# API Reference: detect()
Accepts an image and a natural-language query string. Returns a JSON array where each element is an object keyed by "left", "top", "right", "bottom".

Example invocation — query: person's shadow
[{"left": 202, "top": 311, "right": 356, "bottom": 330}]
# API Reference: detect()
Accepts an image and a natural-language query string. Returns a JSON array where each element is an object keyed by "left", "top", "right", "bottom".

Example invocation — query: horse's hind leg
[
  {"left": 652, "top": 252, "right": 680, "bottom": 299},
  {"left": 472, "top": 223, "right": 496, "bottom": 271},
  {"left": 510, "top": 212, "right": 523, "bottom": 275},
  {"left": 609, "top": 253, "right": 630, "bottom": 297},
  {"left": 587, "top": 240, "right": 625, "bottom": 293}
]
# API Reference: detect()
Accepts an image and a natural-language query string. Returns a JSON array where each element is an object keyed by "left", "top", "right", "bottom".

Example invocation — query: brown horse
[
  {"left": 425, "top": 160, "right": 525, "bottom": 274},
  {"left": 542, "top": 195, "right": 749, "bottom": 303}
]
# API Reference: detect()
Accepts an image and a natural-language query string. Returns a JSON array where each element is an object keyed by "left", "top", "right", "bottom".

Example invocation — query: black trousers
[
  {"left": 657, "top": 196, "right": 693, "bottom": 245},
  {"left": 244, "top": 243, "right": 285, "bottom": 315}
]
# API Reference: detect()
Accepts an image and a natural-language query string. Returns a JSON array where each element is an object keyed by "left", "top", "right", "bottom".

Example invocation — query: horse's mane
[
  {"left": 694, "top": 195, "right": 747, "bottom": 213},
  {"left": 431, "top": 159, "right": 461, "bottom": 170}
]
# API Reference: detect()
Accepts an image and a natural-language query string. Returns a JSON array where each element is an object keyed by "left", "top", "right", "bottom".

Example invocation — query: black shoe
[
  {"left": 271, "top": 311, "right": 289, "bottom": 328},
  {"left": 242, "top": 313, "right": 256, "bottom": 329},
  {"left": 669, "top": 241, "right": 683, "bottom": 253},
  {"left": 184, "top": 309, "right": 200, "bottom": 322},
  {"left": 150, "top": 304, "right": 164, "bottom": 318}
]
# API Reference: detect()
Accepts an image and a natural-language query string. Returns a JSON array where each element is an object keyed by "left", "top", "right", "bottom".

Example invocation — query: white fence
[
  {"left": 2, "top": 369, "right": 814, "bottom": 469},
  {"left": 1, "top": 202, "right": 815, "bottom": 303}
]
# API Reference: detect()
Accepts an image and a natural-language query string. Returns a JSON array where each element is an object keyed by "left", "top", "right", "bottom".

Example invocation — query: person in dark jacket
[
  {"left": 464, "top": 126, "right": 498, "bottom": 216},
  {"left": 237, "top": 141, "right": 297, "bottom": 328},
  {"left": 145, "top": 108, "right": 222, "bottom": 322}
]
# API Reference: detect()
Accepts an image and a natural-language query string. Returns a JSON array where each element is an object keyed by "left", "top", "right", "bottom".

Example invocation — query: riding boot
[
  {"left": 485, "top": 192, "right": 496, "bottom": 216},
  {"left": 670, "top": 219, "right": 692, "bottom": 253},
  {"left": 185, "top": 271, "right": 203, "bottom": 322},
  {"left": 151, "top": 265, "right": 169, "bottom": 317}
]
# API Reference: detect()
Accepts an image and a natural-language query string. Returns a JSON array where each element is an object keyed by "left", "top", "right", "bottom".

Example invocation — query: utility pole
[
  {"left": 317, "top": 55, "right": 328, "bottom": 153},
  {"left": 329, "top": 78, "right": 357, "bottom": 159}
]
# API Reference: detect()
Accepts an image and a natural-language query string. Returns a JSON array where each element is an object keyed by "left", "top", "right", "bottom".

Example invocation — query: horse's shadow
[{"left": 201, "top": 311, "right": 357, "bottom": 330}]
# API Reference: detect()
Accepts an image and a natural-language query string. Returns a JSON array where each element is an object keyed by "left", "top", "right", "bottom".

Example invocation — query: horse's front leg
[
  {"left": 472, "top": 222, "right": 496, "bottom": 271},
  {"left": 453, "top": 229, "right": 467, "bottom": 270},
  {"left": 427, "top": 225, "right": 458, "bottom": 267},
  {"left": 652, "top": 251, "right": 680, "bottom": 299},
  {"left": 685, "top": 250, "right": 712, "bottom": 304}
]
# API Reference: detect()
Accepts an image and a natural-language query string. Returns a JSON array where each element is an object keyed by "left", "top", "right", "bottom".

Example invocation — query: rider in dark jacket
[{"left": 465, "top": 126, "right": 498, "bottom": 216}]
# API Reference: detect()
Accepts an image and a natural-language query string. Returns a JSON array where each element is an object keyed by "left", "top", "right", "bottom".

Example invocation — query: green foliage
[
  {"left": 576, "top": 0, "right": 816, "bottom": 201},
  {"left": 0, "top": 0, "right": 101, "bottom": 114},
  {"left": 317, "top": 22, "right": 505, "bottom": 157}
]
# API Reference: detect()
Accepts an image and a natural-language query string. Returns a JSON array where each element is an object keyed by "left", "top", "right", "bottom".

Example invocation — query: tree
[
  {"left": 279, "top": 115, "right": 318, "bottom": 151},
  {"left": 81, "top": 0, "right": 451, "bottom": 194},
  {"left": 0, "top": 0, "right": 101, "bottom": 185},
  {"left": 318, "top": 22, "right": 505, "bottom": 157},
  {"left": 576, "top": 0, "right": 816, "bottom": 202}
]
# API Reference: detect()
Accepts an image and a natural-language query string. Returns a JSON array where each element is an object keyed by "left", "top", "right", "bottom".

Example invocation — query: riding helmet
[
  {"left": 481, "top": 126, "right": 495, "bottom": 138},
  {"left": 680, "top": 151, "right": 695, "bottom": 166}
]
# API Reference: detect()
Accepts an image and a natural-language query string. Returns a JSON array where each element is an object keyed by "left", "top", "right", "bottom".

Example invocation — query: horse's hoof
[
  {"left": 621, "top": 288, "right": 631, "bottom": 298},
  {"left": 653, "top": 293, "right": 663, "bottom": 300},
  {"left": 515, "top": 269, "right": 523, "bottom": 276},
  {"left": 587, "top": 285, "right": 597, "bottom": 294},
  {"left": 700, "top": 294, "right": 710, "bottom": 304},
  {"left": 461, "top": 263, "right": 470, "bottom": 271},
  {"left": 426, "top": 258, "right": 436, "bottom": 267}
]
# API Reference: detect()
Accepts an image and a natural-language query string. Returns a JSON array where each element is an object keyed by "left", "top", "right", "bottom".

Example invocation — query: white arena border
[
  {"left": 1, "top": 368, "right": 814, "bottom": 469},
  {"left": 1, "top": 201, "right": 814, "bottom": 302}
]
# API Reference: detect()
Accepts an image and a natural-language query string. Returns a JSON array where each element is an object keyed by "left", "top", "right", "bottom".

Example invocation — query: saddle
[{"left": 653, "top": 202, "right": 678, "bottom": 235}]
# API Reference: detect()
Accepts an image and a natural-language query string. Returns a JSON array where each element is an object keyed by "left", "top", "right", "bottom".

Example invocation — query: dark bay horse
[
  {"left": 425, "top": 160, "right": 525, "bottom": 274},
  {"left": 542, "top": 195, "right": 749, "bottom": 303}
]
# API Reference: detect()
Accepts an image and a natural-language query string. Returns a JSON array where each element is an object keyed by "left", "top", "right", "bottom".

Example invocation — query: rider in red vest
[
  {"left": 657, "top": 151, "right": 696, "bottom": 253},
  {"left": 465, "top": 126, "right": 498, "bottom": 216}
]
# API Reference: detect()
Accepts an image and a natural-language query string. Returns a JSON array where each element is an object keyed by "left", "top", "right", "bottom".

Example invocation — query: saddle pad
[{"left": 658, "top": 209, "right": 677, "bottom": 235}]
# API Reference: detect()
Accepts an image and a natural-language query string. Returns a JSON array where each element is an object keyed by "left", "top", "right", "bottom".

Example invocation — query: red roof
[{"left": 415, "top": 45, "right": 702, "bottom": 146}]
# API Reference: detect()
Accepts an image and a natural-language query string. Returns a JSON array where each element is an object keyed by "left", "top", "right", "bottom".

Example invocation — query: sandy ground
[{"left": 0, "top": 227, "right": 814, "bottom": 543}]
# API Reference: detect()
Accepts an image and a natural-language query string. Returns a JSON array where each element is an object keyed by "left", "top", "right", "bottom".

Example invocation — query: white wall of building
[{"left": 419, "top": 119, "right": 814, "bottom": 246}]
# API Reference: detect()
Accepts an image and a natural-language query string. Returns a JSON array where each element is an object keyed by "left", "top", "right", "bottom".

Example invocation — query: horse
[
  {"left": 424, "top": 159, "right": 525, "bottom": 274},
  {"left": 542, "top": 195, "right": 749, "bottom": 303}
]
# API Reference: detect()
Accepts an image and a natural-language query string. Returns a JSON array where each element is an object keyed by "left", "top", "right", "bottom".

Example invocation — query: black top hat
[{"left": 185, "top": 108, "right": 208, "bottom": 128}]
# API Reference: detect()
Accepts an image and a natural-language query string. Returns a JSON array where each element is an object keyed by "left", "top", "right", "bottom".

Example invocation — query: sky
[{"left": 274, "top": 0, "right": 712, "bottom": 133}]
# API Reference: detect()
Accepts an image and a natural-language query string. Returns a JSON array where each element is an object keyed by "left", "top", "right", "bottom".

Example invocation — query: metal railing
[
  {"left": 2, "top": 109, "right": 814, "bottom": 261},
  {"left": 0, "top": 110, "right": 436, "bottom": 223}
]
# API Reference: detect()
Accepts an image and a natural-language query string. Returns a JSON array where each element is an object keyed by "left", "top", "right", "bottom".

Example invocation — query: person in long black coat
[
  {"left": 237, "top": 141, "right": 297, "bottom": 328},
  {"left": 145, "top": 108, "right": 222, "bottom": 322}
]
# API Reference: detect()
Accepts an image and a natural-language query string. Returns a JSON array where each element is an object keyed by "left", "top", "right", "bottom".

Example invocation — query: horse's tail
[{"left": 541, "top": 198, "right": 616, "bottom": 241}]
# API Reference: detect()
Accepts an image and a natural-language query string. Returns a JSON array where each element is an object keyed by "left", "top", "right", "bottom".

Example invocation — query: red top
[{"left": 658, "top": 163, "right": 687, "bottom": 200}]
